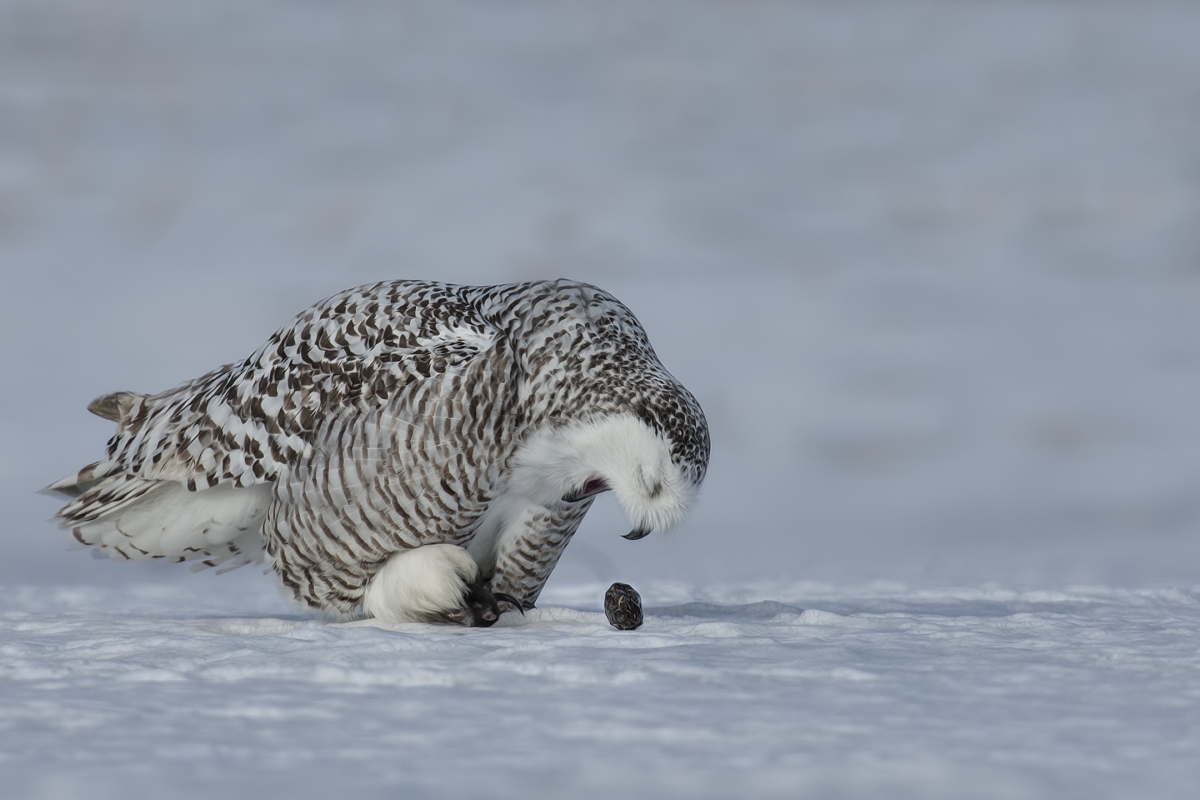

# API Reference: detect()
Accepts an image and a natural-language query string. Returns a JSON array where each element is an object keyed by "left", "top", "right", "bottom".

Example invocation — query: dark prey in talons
[{"left": 460, "top": 581, "right": 503, "bottom": 627}]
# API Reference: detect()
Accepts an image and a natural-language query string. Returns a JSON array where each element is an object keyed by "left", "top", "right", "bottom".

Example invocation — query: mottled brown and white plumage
[{"left": 48, "top": 280, "right": 710, "bottom": 625}]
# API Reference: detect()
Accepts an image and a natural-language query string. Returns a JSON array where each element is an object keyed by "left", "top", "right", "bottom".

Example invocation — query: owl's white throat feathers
[{"left": 511, "top": 413, "right": 697, "bottom": 537}]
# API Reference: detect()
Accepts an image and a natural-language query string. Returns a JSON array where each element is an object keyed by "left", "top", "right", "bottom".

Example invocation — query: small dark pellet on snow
[{"left": 604, "top": 583, "right": 643, "bottom": 630}]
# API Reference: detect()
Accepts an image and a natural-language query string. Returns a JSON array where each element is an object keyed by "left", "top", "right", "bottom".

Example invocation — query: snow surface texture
[
  {"left": 6, "top": 580, "right": 1200, "bottom": 800},
  {"left": 4, "top": 0, "right": 1200, "bottom": 797}
]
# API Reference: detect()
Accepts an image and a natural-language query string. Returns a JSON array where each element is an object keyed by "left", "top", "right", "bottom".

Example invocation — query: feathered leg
[{"left": 485, "top": 500, "right": 592, "bottom": 612}]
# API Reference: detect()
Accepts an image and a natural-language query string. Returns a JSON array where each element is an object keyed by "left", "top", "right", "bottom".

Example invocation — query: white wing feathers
[{"left": 54, "top": 477, "right": 271, "bottom": 571}]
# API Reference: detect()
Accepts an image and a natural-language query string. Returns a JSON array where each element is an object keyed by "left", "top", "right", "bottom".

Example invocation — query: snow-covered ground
[
  {"left": 6, "top": 579, "right": 1200, "bottom": 800},
  {"left": 3, "top": 1, "right": 1200, "bottom": 797}
]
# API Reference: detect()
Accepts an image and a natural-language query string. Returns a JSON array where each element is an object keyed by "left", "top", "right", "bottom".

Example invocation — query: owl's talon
[{"left": 492, "top": 592, "right": 526, "bottom": 616}]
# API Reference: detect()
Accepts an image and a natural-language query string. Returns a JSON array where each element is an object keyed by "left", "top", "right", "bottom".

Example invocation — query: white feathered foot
[{"left": 361, "top": 544, "right": 521, "bottom": 627}]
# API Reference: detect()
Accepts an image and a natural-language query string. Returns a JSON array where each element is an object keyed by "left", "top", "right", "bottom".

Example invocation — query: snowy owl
[{"left": 48, "top": 280, "right": 710, "bottom": 626}]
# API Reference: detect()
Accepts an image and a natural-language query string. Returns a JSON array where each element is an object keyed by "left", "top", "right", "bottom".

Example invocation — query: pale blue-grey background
[{"left": 3, "top": 0, "right": 1200, "bottom": 594}]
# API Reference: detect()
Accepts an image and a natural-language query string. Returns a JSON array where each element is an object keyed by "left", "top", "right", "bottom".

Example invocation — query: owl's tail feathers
[
  {"left": 43, "top": 459, "right": 124, "bottom": 498},
  {"left": 48, "top": 470, "right": 271, "bottom": 574}
]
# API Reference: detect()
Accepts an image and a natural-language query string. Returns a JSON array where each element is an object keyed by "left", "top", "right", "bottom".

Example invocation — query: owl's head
[{"left": 514, "top": 412, "right": 707, "bottom": 540}]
